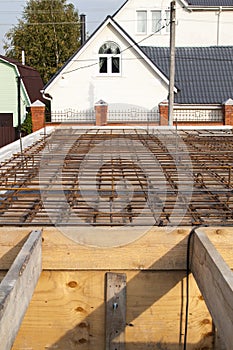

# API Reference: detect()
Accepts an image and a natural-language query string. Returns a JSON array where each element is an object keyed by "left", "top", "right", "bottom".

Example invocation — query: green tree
[{"left": 4, "top": 0, "right": 81, "bottom": 83}]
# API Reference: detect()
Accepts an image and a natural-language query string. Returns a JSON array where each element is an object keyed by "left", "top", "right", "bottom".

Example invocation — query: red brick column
[
  {"left": 159, "top": 101, "right": 169, "bottom": 126},
  {"left": 95, "top": 100, "right": 108, "bottom": 126},
  {"left": 223, "top": 99, "right": 233, "bottom": 126},
  {"left": 30, "top": 100, "right": 45, "bottom": 132}
]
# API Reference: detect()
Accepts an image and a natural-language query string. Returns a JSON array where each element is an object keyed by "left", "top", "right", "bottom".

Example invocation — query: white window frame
[
  {"left": 151, "top": 10, "right": 162, "bottom": 34},
  {"left": 98, "top": 41, "right": 121, "bottom": 77},
  {"left": 136, "top": 10, "right": 147, "bottom": 34},
  {"left": 136, "top": 8, "right": 170, "bottom": 35}
]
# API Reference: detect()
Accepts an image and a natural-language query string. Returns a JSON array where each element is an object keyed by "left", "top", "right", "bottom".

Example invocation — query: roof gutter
[
  {"left": 187, "top": 6, "right": 233, "bottom": 11},
  {"left": 40, "top": 89, "right": 53, "bottom": 101}
]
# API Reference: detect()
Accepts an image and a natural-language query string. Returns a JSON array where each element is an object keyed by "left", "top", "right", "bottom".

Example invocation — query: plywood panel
[
  {"left": 12, "top": 271, "right": 106, "bottom": 350},
  {"left": 12, "top": 270, "right": 214, "bottom": 350}
]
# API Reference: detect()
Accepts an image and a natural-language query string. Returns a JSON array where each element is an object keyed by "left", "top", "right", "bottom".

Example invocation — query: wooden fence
[{"left": 0, "top": 126, "right": 16, "bottom": 148}]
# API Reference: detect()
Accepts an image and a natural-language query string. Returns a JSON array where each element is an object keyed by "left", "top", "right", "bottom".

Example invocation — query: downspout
[
  {"left": 17, "top": 76, "right": 23, "bottom": 156},
  {"left": 40, "top": 90, "right": 53, "bottom": 135},
  {"left": 217, "top": 6, "right": 222, "bottom": 46}
]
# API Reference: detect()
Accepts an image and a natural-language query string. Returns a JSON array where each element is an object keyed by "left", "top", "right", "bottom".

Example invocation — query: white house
[
  {"left": 42, "top": 16, "right": 170, "bottom": 119},
  {"left": 42, "top": 0, "right": 233, "bottom": 125},
  {"left": 114, "top": 0, "right": 233, "bottom": 47}
]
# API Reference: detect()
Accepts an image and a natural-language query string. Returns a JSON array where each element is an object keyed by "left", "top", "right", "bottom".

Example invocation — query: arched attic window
[{"left": 98, "top": 41, "right": 121, "bottom": 75}]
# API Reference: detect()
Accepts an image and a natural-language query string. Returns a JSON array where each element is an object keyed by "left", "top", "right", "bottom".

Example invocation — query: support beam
[
  {"left": 105, "top": 272, "right": 126, "bottom": 350},
  {"left": 0, "top": 230, "right": 42, "bottom": 350},
  {"left": 191, "top": 229, "right": 233, "bottom": 350}
]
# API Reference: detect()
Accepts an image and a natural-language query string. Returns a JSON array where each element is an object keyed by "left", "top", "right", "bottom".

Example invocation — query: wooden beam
[
  {"left": 105, "top": 272, "right": 126, "bottom": 350},
  {"left": 1, "top": 227, "right": 233, "bottom": 271},
  {"left": 191, "top": 229, "right": 233, "bottom": 350},
  {"left": 0, "top": 230, "right": 42, "bottom": 350}
]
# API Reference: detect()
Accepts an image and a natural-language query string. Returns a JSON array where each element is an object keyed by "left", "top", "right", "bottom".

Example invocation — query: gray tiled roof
[
  {"left": 187, "top": 0, "right": 233, "bottom": 5},
  {"left": 140, "top": 46, "right": 233, "bottom": 104}
]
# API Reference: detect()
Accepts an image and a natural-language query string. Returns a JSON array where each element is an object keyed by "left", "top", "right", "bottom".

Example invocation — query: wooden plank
[
  {"left": 0, "top": 227, "right": 233, "bottom": 271},
  {"left": 0, "top": 227, "right": 190, "bottom": 270},
  {"left": 0, "top": 230, "right": 42, "bottom": 350},
  {"left": 105, "top": 273, "right": 126, "bottom": 350},
  {"left": 191, "top": 229, "right": 233, "bottom": 350}
]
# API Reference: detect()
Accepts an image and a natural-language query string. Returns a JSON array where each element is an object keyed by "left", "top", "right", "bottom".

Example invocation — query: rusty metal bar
[{"left": 0, "top": 128, "right": 233, "bottom": 226}]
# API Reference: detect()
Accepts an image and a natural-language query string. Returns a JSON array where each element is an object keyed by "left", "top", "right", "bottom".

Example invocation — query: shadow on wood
[
  {"left": 38, "top": 236, "right": 215, "bottom": 350},
  {"left": 0, "top": 234, "right": 30, "bottom": 270}
]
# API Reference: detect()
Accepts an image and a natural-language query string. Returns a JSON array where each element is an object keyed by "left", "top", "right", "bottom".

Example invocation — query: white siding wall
[
  {"left": 49, "top": 24, "right": 168, "bottom": 113},
  {"left": 114, "top": 0, "right": 233, "bottom": 47},
  {"left": 0, "top": 62, "right": 29, "bottom": 127},
  {"left": 0, "top": 63, "right": 17, "bottom": 126}
]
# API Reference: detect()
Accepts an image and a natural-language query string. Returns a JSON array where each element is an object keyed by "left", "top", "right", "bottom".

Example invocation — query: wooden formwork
[
  {"left": 0, "top": 226, "right": 232, "bottom": 350},
  {"left": 1, "top": 127, "right": 233, "bottom": 349}
]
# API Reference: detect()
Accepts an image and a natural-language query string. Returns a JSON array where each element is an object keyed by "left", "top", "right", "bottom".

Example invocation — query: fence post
[
  {"left": 159, "top": 100, "right": 169, "bottom": 126},
  {"left": 95, "top": 100, "right": 108, "bottom": 126},
  {"left": 30, "top": 100, "right": 46, "bottom": 132},
  {"left": 223, "top": 99, "right": 233, "bottom": 126}
]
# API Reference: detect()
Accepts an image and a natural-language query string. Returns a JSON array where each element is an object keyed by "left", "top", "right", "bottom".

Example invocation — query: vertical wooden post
[{"left": 105, "top": 273, "right": 126, "bottom": 350}]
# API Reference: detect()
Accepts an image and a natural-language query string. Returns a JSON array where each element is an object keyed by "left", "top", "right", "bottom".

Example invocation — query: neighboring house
[
  {"left": 42, "top": 16, "right": 169, "bottom": 121},
  {"left": 114, "top": 0, "right": 233, "bottom": 47},
  {"left": 42, "top": 0, "right": 233, "bottom": 125},
  {"left": 0, "top": 56, "right": 44, "bottom": 146}
]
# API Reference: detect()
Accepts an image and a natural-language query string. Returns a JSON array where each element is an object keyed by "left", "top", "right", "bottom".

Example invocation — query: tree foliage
[
  {"left": 21, "top": 112, "right": 32, "bottom": 135},
  {"left": 4, "top": 0, "right": 81, "bottom": 83}
]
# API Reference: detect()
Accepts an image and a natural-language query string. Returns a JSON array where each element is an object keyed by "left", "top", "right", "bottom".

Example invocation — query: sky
[{"left": 0, "top": 0, "right": 126, "bottom": 54}]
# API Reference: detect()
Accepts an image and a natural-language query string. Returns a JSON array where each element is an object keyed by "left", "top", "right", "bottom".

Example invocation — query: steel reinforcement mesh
[{"left": 0, "top": 127, "right": 233, "bottom": 226}]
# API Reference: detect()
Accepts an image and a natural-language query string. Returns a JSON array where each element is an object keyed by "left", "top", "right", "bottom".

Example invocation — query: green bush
[{"left": 21, "top": 113, "right": 32, "bottom": 135}]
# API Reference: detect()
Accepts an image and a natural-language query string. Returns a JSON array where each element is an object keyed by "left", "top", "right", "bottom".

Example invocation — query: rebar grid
[{"left": 0, "top": 128, "right": 233, "bottom": 226}]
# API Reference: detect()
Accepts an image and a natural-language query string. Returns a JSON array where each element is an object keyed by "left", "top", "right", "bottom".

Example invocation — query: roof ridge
[{"left": 0, "top": 55, "right": 38, "bottom": 71}]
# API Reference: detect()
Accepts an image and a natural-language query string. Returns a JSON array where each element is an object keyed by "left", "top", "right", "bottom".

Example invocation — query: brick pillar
[
  {"left": 95, "top": 100, "right": 108, "bottom": 126},
  {"left": 159, "top": 100, "right": 169, "bottom": 126},
  {"left": 223, "top": 99, "right": 233, "bottom": 126},
  {"left": 30, "top": 100, "right": 45, "bottom": 132}
]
